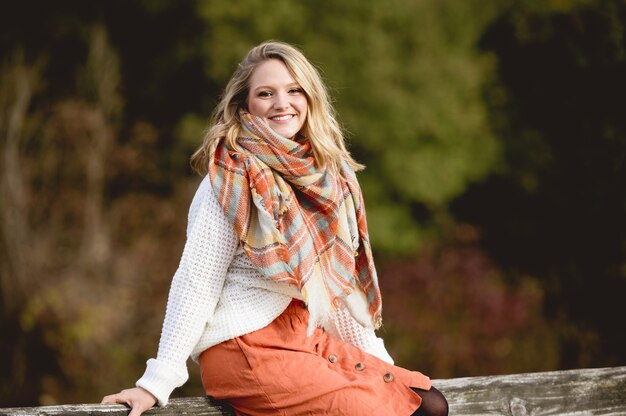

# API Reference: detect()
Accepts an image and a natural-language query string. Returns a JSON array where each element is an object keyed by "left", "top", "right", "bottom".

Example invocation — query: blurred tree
[
  {"left": 380, "top": 230, "right": 559, "bottom": 378},
  {"left": 76, "top": 24, "right": 122, "bottom": 270},
  {"left": 194, "top": 0, "right": 507, "bottom": 254},
  {"left": 0, "top": 50, "right": 48, "bottom": 408},
  {"left": 5, "top": 0, "right": 622, "bottom": 408},
  {"left": 0, "top": 3, "right": 204, "bottom": 404},
  {"left": 0, "top": 51, "right": 41, "bottom": 315},
  {"left": 453, "top": 0, "right": 626, "bottom": 368}
]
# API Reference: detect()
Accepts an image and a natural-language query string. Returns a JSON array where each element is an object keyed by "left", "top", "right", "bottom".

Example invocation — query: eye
[
  {"left": 289, "top": 87, "right": 303, "bottom": 94},
  {"left": 257, "top": 90, "right": 273, "bottom": 98}
]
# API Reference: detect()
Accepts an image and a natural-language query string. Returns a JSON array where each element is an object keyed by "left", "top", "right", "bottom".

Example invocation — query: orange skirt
[{"left": 199, "top": 300, "right": 432, "bottom": 415}]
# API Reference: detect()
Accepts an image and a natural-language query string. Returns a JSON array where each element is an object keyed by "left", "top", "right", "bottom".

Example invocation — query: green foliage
[
  {"left": 193, "top": 0, "right": 506, "bottom": 254},
  {"left": 2, "top": 0, "right": 625, "bottom": 408},
  {"left": 195, "top": 0, "right": 310, "bottom": 83}
]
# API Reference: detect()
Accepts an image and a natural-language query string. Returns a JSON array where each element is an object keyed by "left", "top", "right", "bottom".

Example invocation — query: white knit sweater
[{"left": 136, "top": 176, "right": 394, "bottom": 406}]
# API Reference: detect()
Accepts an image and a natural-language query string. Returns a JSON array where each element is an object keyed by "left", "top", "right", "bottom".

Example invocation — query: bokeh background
[{"left": 1, "top": 0, "right": 625, "bottom": 407}]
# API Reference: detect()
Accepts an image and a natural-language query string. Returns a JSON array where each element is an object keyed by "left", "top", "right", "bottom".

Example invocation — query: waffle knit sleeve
[
  {"left": 136, "top": 177, "right": 239, "bottom": 406},
  {"left": 326, "top": 306, "right": 395, "bottom": 365}
]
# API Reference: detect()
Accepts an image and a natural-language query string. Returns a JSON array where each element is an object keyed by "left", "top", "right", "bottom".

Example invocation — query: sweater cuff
[
  {"left": 136, "top": 358, "right": 189, "bottom": 407},
  {"left": 364, "top": 337, "right": 395, "bottom": 365}
]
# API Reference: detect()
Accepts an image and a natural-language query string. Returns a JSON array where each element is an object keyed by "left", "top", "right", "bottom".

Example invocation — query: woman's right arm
[{"left": 102, "top": 177, "right": 239, "bottom": 412}]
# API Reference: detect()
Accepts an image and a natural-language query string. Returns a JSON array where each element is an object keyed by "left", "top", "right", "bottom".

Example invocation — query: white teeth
[{"left": 271, "top": 115, "right": 293, "bottom": 121}]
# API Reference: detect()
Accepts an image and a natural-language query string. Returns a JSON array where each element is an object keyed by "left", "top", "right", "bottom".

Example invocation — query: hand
[{"left": 101, "top": 387, "right": 157, "bottom": 416}]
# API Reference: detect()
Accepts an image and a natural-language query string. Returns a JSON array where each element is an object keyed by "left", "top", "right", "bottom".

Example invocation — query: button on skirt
[{"left": 199, "top": 300, "right": 432, "bottom": 415}]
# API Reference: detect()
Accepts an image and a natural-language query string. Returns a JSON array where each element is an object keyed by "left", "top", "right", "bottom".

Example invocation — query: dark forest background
[{"left": 1, "top": 0, "right": 625, "bottom": 407}]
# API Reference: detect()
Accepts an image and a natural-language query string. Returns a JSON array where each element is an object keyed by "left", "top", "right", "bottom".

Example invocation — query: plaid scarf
[{"left": 208, "top": 110, "right": 382, "bottom": 333}]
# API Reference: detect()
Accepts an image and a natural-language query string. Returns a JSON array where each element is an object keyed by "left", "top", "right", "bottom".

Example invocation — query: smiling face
[{"left": 247, "top": 59, "right": 308, "bottom": 140}]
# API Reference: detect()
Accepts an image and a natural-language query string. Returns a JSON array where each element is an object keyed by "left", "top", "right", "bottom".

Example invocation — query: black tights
[{"left": 411, "top": 386, "right": 448, "bottom": 416}]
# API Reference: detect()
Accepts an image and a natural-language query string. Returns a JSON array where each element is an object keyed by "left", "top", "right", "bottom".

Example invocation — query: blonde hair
[{"left": 190, "top": 41, "right": 363, "bottom": 174}]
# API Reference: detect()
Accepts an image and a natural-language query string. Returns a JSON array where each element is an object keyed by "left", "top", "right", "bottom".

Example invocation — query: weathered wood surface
[
  {"left": 1, "top": 366, "right": 624, "bottom": 415},
  {"left": 434, "top": 366, "right": 626, "bottom": 415},
  {"left": 0, "top": 397, "right": 234, "bottom": 416}
]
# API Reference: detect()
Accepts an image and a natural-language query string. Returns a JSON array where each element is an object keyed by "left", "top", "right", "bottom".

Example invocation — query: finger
[
  {"left": 101, "top": 394, "right": 118, "bottom": 404},
  {"left": 101, "top": 394, "right": 129, "bottom": 406}
]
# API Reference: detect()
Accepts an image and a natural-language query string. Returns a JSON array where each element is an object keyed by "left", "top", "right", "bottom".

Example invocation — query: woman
[{"left": 102, "top": 41, "right": 448, "bottom": 416}]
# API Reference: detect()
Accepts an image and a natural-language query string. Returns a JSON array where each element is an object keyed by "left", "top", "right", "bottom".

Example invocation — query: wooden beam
[
  {"left": 435, "top": 366, "right": 626, "bottom": 415},
  {"left": 0, "top": 398, "right": 233, "bottom": 416},
  {"left": 1, "top": 366, "right": 624, "bottom": 415}
]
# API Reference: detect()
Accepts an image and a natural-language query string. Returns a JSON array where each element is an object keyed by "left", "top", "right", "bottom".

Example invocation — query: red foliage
[{"left": 378, "top": 225, "right": 558, "bottom": 378}]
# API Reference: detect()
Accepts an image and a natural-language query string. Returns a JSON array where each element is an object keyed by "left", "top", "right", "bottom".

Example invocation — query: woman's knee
[{"left": 411, "top": 386, "right": 448, "bottom": 416}]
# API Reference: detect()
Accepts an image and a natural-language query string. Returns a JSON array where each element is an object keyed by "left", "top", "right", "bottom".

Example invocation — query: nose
[{"left": 272, "top": 92, "right": 289, "bottom": 110}]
